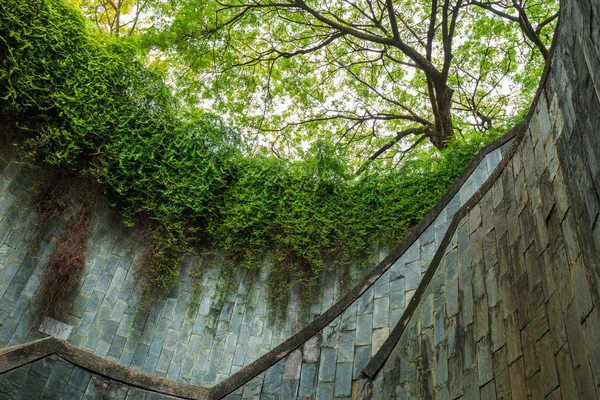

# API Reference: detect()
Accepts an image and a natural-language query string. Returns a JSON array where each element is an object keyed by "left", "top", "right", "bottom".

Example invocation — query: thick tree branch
[
  {"left": 357, "top": 127, "right": 428, "bottom": 174},
  {"left": 386, "top": 0, "right": 400, "bottom": 41}
]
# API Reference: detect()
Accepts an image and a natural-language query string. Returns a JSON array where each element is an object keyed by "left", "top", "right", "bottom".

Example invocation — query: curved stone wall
[
  {"left": 0, "top": 92, "right": 511, "bottom": 389},
  {"left": 0, "top": 0, "right": 598, "bottom": 397},
  {"left": 213, "top": 138, "right": 513, "bottom": 399},
  {"left": 0, "top": 149, "right": 384, "bottom": 386},
  {"left": 364, "top": 0, "right": 600, "bottom": 397}
]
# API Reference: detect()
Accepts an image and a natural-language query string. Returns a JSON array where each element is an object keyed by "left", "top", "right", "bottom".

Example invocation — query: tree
[
  {"left": 67, "top": 0, "right": 150, "bottom": 36},
  {"left": 469, "top": 0, "right": 558, "bottom": 60},
  {"left": 143, "top": 0, "right": 556, "bottom": 169}
]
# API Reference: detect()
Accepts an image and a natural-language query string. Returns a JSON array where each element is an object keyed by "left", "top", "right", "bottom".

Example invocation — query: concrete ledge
[{"left": 0, "top": 337, "right": 210, "bottom": 400}]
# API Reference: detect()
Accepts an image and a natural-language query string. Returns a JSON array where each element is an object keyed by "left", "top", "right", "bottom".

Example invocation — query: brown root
[{"left": 35, "top": 169, "right": 97, "bottom": 320}]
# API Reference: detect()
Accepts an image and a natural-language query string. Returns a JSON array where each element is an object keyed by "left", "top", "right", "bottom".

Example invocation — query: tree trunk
[{"left": 429, "top": 83, "right": 454, "bottom": 150}]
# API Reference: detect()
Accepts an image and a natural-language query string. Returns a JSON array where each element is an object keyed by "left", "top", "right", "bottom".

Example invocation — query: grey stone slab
[
  {"left": 334, "top": 363, "right": 352, "bottom": 398},
  {"left": 405, "top": 260, "right": 421, "bottom": 291},
  {"left": 318, "top": 348, "right": 337, "bottom": 382},
  {"left": 373, "top": 296, "right": 389, "bottom": 329},
  {"left": 474, "top": 295, "right": 489, "bottom": 341},
  {"left": 357, "top": 286, "right": 374, "bottom": 315},
  {"left": 389, "top": 276, "right": 406, "bottom": 310},
  {"left": 339, "top": 302, "right": 357, "bottom": 331},
  {"left": 280, "top": 378, "right": 299, "bottom": 399},
  {"left": 422, "top": 294, "right": 434, "bottom": 329},
  {"left": 107, "top": 335, "right": 127, "bottom": 360},
  {"left": 263, "top": 361, "right": 284, "bottom": 394},
  {"left": 283, "top": 349, "right": 302, "bottom": 380},
  {"left": 315, "top": 381, "right": 334, "bottom": 400},
  {"left": 434, "top": 309, "right": 445, "bottom": 346},
  {"left": 477, "top": 336, "right": 494, "bottom": 386},
  {"left": 371, "top": 327, "right": 389, "bottom": 356},
  {"left": 355, "top": 313, "right": 373, "bottom": 346},
  {"left": 233, "top": 343, "right": 247, "bottom": 367},
  {"left": 373, "top": 270, "right": 390, "bottom": 299},
  {"left": 337, "top": 330, "right": 355, "bottom": 363},
  {"left": 299, "top": 363, "right": 317, "bottom": 398},
  {"left": 302, "top": 335, "right": 321, "bottom": 363},
  {"left": 203, "top": 360, "right": 218, "bottom": 384},
  {"left": 353, "top": 345, "right": 371, "bottom": 380}
]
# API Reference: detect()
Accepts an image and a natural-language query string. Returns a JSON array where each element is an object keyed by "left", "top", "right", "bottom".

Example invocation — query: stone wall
[
  {"left": 0, "top": 0, "right": 598, "bottom": 397},
  {"left": 215, "top": 141, "right": 512, "bottom": 399},
  {"left": 362, "top": 0, "right": 600, "bottom": 397},
  {"left": 0, "top": 129, "right": 510, "bottom": 389},
  {"left": 0, "top": 355, "right": 180, "bottom": 400}
]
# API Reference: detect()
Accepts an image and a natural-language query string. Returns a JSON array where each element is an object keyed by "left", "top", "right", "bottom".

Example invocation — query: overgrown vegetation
[{"left": 1, "top": 0, "right": 509, "bottom": 307}]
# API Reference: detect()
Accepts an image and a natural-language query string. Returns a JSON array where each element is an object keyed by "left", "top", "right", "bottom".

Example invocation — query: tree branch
[{"left": 357, "top": 127, "right": 428, "bottom": 174}]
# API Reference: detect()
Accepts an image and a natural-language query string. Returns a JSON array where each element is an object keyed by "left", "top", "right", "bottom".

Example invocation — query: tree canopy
[{"left": 137, "top": 0, "right": 557, "bottom": 171}]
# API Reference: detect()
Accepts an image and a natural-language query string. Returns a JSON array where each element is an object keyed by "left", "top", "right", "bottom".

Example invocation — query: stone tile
[
  {"left": 334, "top": 363, "right": 352, "bottom": 398},
  {"left": 337, "top": 330, "right": 354, "bottom": 363},
  {"left": 283, "top": 349, "right": 302, "bottom": 380},
  {"left": 299, "top": 363, "right": 317, "bottom": 398},
  {"left": 371, "top": 327, "right": 389, "bottom": 356},
  {"left": 263, "top": 361, "right": 284, "bottom": 394},
  {"left": 352, "top": 345, "right": 371, "bottom": 380},
  {"left": 372, "top": 297, "right": 389, "bottom": 329},
  {"left": 355, "top": 313, "right": 373, "bottom": 346},
  {"left": 477, "top": 336, "right": 493, "bottom": 386},
  {"left": 318, "top": 348, "right": 337, "bottom": 382},
  {"left": 357, "top": 286, "right": 374, "bottom": 315},
  {"left": 316, "top": 381, "right": 334, "bottom": 400}
]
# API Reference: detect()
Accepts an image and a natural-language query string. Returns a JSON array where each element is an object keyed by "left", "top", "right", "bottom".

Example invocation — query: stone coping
[{"left": 0, "top": 337, "right": 209, "bottom": 399}]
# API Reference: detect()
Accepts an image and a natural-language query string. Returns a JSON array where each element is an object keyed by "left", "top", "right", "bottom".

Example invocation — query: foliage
[
  {"left": 142, "top": 0, "right": 557, "bottom": 167},
  {"left": 1, "top": 0, "right": 504, "bottom": 302},
  {"left": 0, "top": 0, "right": 227, "bottom": 288},
  {"left": 65, "top": 0, "right": 160, "bottom": 36}
]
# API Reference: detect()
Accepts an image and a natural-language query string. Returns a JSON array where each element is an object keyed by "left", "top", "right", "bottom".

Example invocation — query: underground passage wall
[{"left": 0, "top": 0, "right": 598, "bottom": 397}]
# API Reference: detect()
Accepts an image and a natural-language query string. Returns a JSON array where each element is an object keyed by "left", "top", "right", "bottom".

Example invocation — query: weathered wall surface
[
  {"left": 0, "top": 355, "right": 180, "bottom": 400},
  {"left": 0, "top": 0, "right": 598, "bottom": 397},
  {"left": 0, "top": 132, "right": 509, "bottom": 389},
  {"left": 216, "top": 142, "right": 512, "bottom": 399}
]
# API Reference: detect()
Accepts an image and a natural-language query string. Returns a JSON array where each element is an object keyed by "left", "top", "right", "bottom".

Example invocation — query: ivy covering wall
[{"left": 0, "top": 0, "right": 502, "bottom": 303}]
